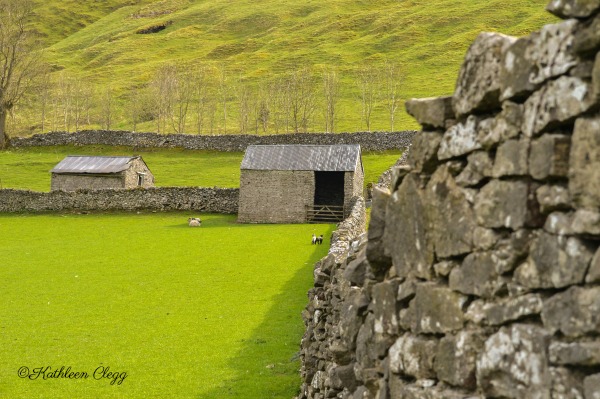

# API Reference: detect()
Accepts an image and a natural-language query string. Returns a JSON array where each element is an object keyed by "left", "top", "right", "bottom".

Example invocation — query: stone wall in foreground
[
  {"left": 298, "top": 1, "right": 600, "bottom": 398},
  {"left": 9, "top": 130, "right": 416, "bottom": 152},
  {"left": 0, "top": 187, "right": 238, "bottom": 213}
]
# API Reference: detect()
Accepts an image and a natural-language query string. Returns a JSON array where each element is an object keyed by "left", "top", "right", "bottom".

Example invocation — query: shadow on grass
[{"left": 196, "top": 227, "right": 334, "bottom": 399}]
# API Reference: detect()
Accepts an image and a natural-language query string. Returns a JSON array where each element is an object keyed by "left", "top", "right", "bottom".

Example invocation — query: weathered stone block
[
  {"left": 550, "top": 341, "right": 600, "bottom": 366},
  {"left": 438, "top": 115, "right": 486, "bottom": 160},
  {"left": 356, "top": 314, "right": 378, "bottom": 371},
  {"left": 544, "top": 212, "right": 575, "bottom": 236},
  {"left": 528, "top": 19, "right": 580, "bottom": 85},
  {"left": 434, "top": 331, "right": 484, "bottom": 389},
  {"left": 407, "top": 131, "right": 443, "bottom": 174},
  {"left": 383, "top": 174, "right": 434, "bottom": 279},
  {"left": 492, "top": 229, "right": 534, "bottom": 274},
  {"left": 542, "top": 286, "right": 600, "bottom": 337},
  {"left": 550, "top": 367, "right": 584, "bottom": 399},
  {"left": 485, "top": 294, "right": 544, "bottom": 326},
  {"left": 372, "top": 281, "right": 399, "bottom": 339},
  {"left": 572, "top": 209, "right": 600, "bottom": 235},
  {"left": 397, "top": 278, "right": 416, "bottom": 303},
  {"left": 405, "top": 96, "right": 454, "bottom": 129},
  {"left": 339, "top": 288, "right": 369, "bottom": 351},
  {"left": 523, "top": 77, "right": 595, "bottom": 137},
  {"left": 478, "top": 101, "right": 524, "bottom": 147},
  {"left": 514, "top": 232, "right": 593, "bottom": 289},
  {"left": 453, "top": 32, "right": 516, "bottom": 117},
  {"left": 411, "top": 283, "right": 465, "bottom": 334},
  {"left": 500, "top": 35, "right": 541, "bottom": 101},
  {"left": 584, "top": 374, "right": 600, "bottom": 399},
  {"left": 388, "top": 334, "right": 437, "bottom": 379},
  {"left": 344, "top": 250, "right": 368, "bottom": 286},
  {"left": 492, "top": 138, "right": 530, "bottom": 177},
  {"left": 530, "top": 134, "right": 571, "bottom": 180},
  {"left": 425, "top": 165, "right": 475, "bottom": 258},
  {"left": 367, "top": 187, "right": 392, "bottom": 276},
  {"left": 455, "top": 151, "right": 493, "bottom": 187},
  {"left": 586, "top": 246, "right": 600, "bottom": 283},
  {"left": 449, "top": 252, "right": 505, "bottom": 298},
  {"left": 569, "top": 117, "right": 600, "bottom": 209},
  {"left": 547, "top": 0, "right": 600, "bottom": 18},
  {"left": 477, "top": 324, "right": 552, "bottom": 399},
  {"left": 330, "top": 363, "right": 357, "bottom": 392},
  {"left": 536, "top": 184, "right": 571, "bottom": 213},
  {"left": 574, "top": 13, "right": 600, "bottom": 55},
  {"left": 433, "top": 260, "right": 458, "bottom": 277},
  {"left": 474, "top": 179, "right": 528, "bottom": 230}
]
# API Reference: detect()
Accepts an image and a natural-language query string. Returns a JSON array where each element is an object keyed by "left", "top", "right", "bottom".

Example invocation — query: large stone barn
[
  {"left": 238, "top": 144, "right": 364, "bottom": 223},
  {"left": 50, "top": 155, "right": 154, "bottom": 191}
]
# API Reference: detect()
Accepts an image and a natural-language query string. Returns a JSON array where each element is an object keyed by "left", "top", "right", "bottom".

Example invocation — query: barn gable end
[{"left": 238, "top": 145, "right": 363, "bottom": 223}]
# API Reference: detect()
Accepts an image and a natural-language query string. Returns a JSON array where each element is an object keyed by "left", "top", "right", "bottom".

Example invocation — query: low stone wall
[
  {"left": 9, "top": 130, "right": 416, "bottom": 152},
  {"left": 298, "top": 2, "right": 600, "bottom": 398},
  {"left": 0, "top": 187, "right": 238, "bottom": 213}
]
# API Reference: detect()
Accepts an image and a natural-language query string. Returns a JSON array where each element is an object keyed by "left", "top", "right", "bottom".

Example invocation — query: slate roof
[
  {"left": 50, "top": 156, "right": 139, "bottom": 174},
  {"left": 241, "top": 145, "right": 362, "bottom": 172}
]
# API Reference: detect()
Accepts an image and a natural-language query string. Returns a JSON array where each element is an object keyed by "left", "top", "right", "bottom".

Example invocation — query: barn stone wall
[
  {"left": 345, "top": 167, "right": 364, "bottom": 206},
  {"left": 51, "top": 173, "right": 125, "bottom": 191},
  {"left": 238, "top": 170, "right": 314, "bottom": 223},
  {"left": 9, "top": 131, "right": 416, "bottom": 152},
  {"left": 298, "top": 2, "right": 600, "bottom": 398},
  {"left": 0, "top": 187, "right": 238, "bottom": 213}
]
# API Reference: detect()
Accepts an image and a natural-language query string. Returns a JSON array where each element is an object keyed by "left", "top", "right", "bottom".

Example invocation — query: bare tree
[
  {"left": 127, "top": 85, "right": 149, "bottom": 133},
  {"left": 36, "top": 66, "right": 52, "bottom": 133},
  {"left": 71, "top": 76, "right": 88, "bottom": 132},
  {"left": 170, "top": 68, "right": 193, "bottom": 134},
  {"left": 0, "top": 0, "right": 41, "bottom": 148},
  {"left": 256, "top": 83, "right": 270, "bottom": 134},
  {"left": 237, "top": 78, "right": 251, "bottom": 134},
  {"left": 100, "top": 85, "right": 113, "bottom": 131},
  {"left": 151, "top": 64, "right": 177, "bottom": 134},
  {"left": 216, "top": 64, "right": 228, "bottom": 134},
  {"left": 356, "top": 64, "right": 379, "bottom": 132},
  {"left": 57, "top": 72, "right": 73, "bottom": 132},
  {"left": 383, "top": 60, "right": 401, "bottom": 131},
  {"left": 289, "top": 67, "right": 316, "bottom": 133},
  {"left": 323, "top": 69, "right": 340, "bottom": 133},
  {"left": 191, "top": 64, "right": 211, "bottom": 134}
]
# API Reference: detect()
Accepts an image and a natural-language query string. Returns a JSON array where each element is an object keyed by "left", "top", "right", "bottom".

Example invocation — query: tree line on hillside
[{"left": 0, "top": 0, "right": 403, "bottom": 149}]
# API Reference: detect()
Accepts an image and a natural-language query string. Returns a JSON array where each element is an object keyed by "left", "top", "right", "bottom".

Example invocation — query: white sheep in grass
[{"left": 188, "top": 217, "right": 202, "bottom": 227}]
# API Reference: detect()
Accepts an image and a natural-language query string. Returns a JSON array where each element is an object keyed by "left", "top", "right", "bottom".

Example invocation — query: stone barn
[
  {"left": 238, "top": 144, "right": 364, "bottom": 223},
  {"left": 50, "top": 155, "right": 154, "bottom": 191}
]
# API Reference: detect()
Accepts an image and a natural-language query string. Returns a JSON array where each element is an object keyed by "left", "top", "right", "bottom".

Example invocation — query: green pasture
[
  {"left": 0, "top": 212, "right": 334, "bottom": 398},
  {"left": 0, "top": 146, "right": 401, "bottom": 192}
]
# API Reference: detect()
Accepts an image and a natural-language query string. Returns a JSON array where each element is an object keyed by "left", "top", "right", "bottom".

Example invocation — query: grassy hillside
[
  {"left": 0, "top": 212, "right": 333, "bottom": 398},
  {"left": 12, "top": 0, "right": 556, "bottom": 136}
]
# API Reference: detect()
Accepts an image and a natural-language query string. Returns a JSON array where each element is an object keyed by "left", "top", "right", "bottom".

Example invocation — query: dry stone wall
[
  {"left": 298, "top": 1, "right": 600, "bottom": 398},
  {"left": 0, "top": 187, "right": 238, "bottom": 213},
  {"left": 9, "top": 131, "right": 416, "bottom": 152}
]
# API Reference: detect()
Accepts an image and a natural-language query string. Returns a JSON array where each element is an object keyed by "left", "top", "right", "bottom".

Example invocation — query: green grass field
[
  {"left": 8, "top": 0, "right": 556, "bottom": 136},
  {"left": 0, "top": 146, "right": 401, "bottom": 191},
  {"left": 0, "top": 212, "right": 334, "bottom": 398}
]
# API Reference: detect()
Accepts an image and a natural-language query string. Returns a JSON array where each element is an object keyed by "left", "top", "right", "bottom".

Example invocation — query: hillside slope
[{"left": 19, "top": 0, "right": 556, "bottom": 134}]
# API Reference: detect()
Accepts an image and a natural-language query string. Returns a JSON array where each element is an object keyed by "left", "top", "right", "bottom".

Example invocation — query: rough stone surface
[
  {"left": 388, "top": 334, "right": 437, "bottom": 379},
  {"left": 547, "top": 0, "right": 600, "bottom": 18},
  {"left": 536, "top": 184, "right": 572, "bottom": 213},
  {"left": 434, "top": 331, "right": 483, "bottom": 389},
  {"left": 477, "top": 324, "right": 552, "bottom": 399},
  {"left": 425, "top": 165, "right": 476, "bottom": 258},
  {"left": 467, "top": 294, "right": 544, "bottom": 326},
  {"left": 438, "top": 115, "right": 485, "bottom": 160},
  {"left": 453, "top": 32, "right": 516, "bottom": 117},
  {"left": 585, "top": 246, "right": 600, "bottom": 283},
  {"left": 572, "top": 209, "right": 600, "bottom": 235},
  {"left": 584, "top": 374, "right": 600, "bottom": 399},
  {"left": 514, "top": 232, "right": 594, "bottom": 289},
  {"left": 455, "top": 151, "right": 493, "bottom": 187},
  {"left": 405, "top": 97, "right": 454, "bottom": 129},
  {"left": 542, "top": 286, "right": 600, "bottom": 337},
  {"left": 500, "top": 35, "right": 542, "bottom": 101},
  {"left": 569, "top": 117, "right": 600, "bottom": 209},
  {"left": 474, "top": 179, "right": 529, "bottom": 230},
  {"left": 449, "top": 252, "right": 505, "bottom": 298},
  {"left": 530, "top": 134, "right": 571, "bottom": 180},
  {"left": 383, "top": 173, "right": 434, "bottom": 279},
  {"left": 522, "top": 76, "right": 595, "bottom": 136},
  {"left": 492, "top": 138, "right": 530, "bottom": 177},
  {"left": 410, "top": 284, "right": 465, "bottom": 334},
  {"left": 550, "top": 341, "right": 600, "bottom": 366},
  {"left": 574, "top": 13, "right": 600, "bottom": 55},
  {"left": 407, "top": 131, "right": 443, "bottom": 173},
  {"left": 366, "top": 187, "right": 392, "bottom": 276}
]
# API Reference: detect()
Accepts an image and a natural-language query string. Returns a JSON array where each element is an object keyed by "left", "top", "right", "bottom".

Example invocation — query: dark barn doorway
[{"left": 314, "top": 171, "right": 345, "bottom": 206}]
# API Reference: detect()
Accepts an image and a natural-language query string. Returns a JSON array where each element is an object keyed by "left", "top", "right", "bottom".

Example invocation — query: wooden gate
[{"left": 306, "top": 205, "right": 346, "bottom": 223}]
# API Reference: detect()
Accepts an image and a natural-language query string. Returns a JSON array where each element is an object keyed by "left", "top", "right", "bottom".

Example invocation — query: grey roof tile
[
  {"left": 51, "top": 156, "right": 137, "bottom": 174},
  {"left": 241, "top": 145, "right": 361, "bottom": 171}
]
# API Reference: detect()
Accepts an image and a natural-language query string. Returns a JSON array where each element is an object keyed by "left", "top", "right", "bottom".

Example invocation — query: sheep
[{"left": 188, "top": 217, "right": 202, "bottom": 227}]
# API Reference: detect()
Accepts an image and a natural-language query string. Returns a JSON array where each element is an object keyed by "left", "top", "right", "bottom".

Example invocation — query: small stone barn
[
  {"left": 50, "top": 155, "right": 154, "bottom": 191},
  {"left": 238, "top": 144, "right": 364, "bottom": 223}
]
